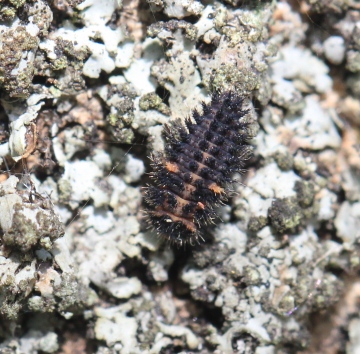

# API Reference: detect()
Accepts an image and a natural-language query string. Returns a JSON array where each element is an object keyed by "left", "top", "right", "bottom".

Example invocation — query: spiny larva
[{"left": 144, "top": 91, "right": 257, "bottom": 247}]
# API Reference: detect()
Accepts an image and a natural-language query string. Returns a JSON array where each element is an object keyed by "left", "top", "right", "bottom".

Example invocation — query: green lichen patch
[
  {"left": 192, "top": 242, "right": 233, "bottom": 269},
  {"left": 53, "top": 273, "right": 94, "bottom": 315},
  {"left": 268, "top": 197, "right": 303, "bottom": 234},
  {"left": 139, "top": 92, "right": 171, "bottom": 116},
  {"left": 0, "top": 0, "right": 26, "bottom": 21},
  {"left": 346, "top": 51, "right": 360, "bottom": 73}
]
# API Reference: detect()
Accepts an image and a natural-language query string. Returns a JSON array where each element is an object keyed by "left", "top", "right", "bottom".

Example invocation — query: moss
[
  {"left": 58, "top": 179, "right": 72, "bottom": 203},
  {"left": 192, "top": 243, "right": 232, "bottom": 268},
  {"left": 268, "top": 197, "right": 303, "bottom": 234},
  {"left": 0, "top": 6, "right": 17, "bottom": 20},
  {"left": 347, "top": 73, "right": 360, "bottom": 97},
  {"left": 214, "top": 6, "right": 228, "bottom": 31},
  {"left": 236, "top": 7, "right": 270, "bottom": 42},
  {"left": 3, "top": 204, "right": 41, "bottom": 252},
  {"left": 310, "top": 275, "right": 342, "bottom": 311},
  {"left": 9, "top": 0, "right": 27, "bottom": 5},
  {"left": 66, "top": 0, "right": 85, "bottom": 6},
  {"left": 109, "top": 127, "right": 134, "bottom": 144},
  {"left": 27, "top": 273, "right": 91, "bottom": 315},
  {"left": 277, "top": 294, "right": 295, "bottom": 316},
  {"left": 0, "top": 1, "right": 54, "bottom": 97},
  {"left": 36, "top": 208, "right": 65, "bottom": 245},
  {"left": 27, "top": 295, "right": 56, "bottom": 313},
  {"left": 350, "top": 252, "right": 360, "bottom": 269},
  {"left": 56, "top": 38, "right": 89, "bottom": 62},
  {"left": 196, "top": 2, "right": 274, "bottom": 105},
  {"left": 33, "top": 37, "right": 89, "bottom": 94}
]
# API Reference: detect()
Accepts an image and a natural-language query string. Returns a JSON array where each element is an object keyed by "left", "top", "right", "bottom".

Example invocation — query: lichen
[
  {"left": 147, "top": 20, "right": 198, "bottom": 41},
  {"left": 197, "top": 3, "right": 275, "bottom": 104},
  {"left": 268, "top": 197, "right": 303, "bottom": 234},
  {"left": 273, "top": 150, "right": 294, "bottom": 171},
  {"left": 99, "top": 83, "right": 138, "bottom": 144},
  {"left": 0, "top": 26, "right": 39, "bottom": 98},
  {"left": 248, "top": 215, "right": 268, "bottom": 232},
  {"left": 139, "top": 92, "right": 171, "bottom": 116},
  {"left": 0, "top": 0, "right": 26, "bottom": 21},
  {"left": 294, "top": 180, "right": 315, "bottom": 208},
  {"left": 0, "top": 0, "right": 53, "bottom": 98}
]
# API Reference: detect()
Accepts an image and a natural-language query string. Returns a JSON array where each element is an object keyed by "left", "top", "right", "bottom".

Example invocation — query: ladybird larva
[{"left": 144, "top": 91, "right": 256, "bottom": 247}]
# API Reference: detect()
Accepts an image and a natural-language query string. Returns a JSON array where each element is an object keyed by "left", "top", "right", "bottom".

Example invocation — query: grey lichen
[
  {"left": 197, "top": 3, "right": 275, "bottom": 104},
  {"left": 0, "top": 177, "right": 64, "bottom": 252},
  {"left": 0, "top": 176, "right": 91, "bottom": 321},
  {"left": 150, "top": 0, "right": 204, "bottom": 19}
]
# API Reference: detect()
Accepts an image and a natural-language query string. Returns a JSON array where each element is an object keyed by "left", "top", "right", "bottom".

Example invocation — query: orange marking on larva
[
  {"left": 209, "top": 183, "right": 224, "bottom": 194},
  {"left": 197, "top": 202, "right": 205, "bottom": 209},
  {"left": 165, "top": 162, "right": 179, "bottom": 173},
  {"left": 153, "top": 210, "right": 197, "bottom": 233}
]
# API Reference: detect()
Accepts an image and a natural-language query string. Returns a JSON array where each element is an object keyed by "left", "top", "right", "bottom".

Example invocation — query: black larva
[{"left": 144, "top": 91, "right": 256, "bottom": 247}]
